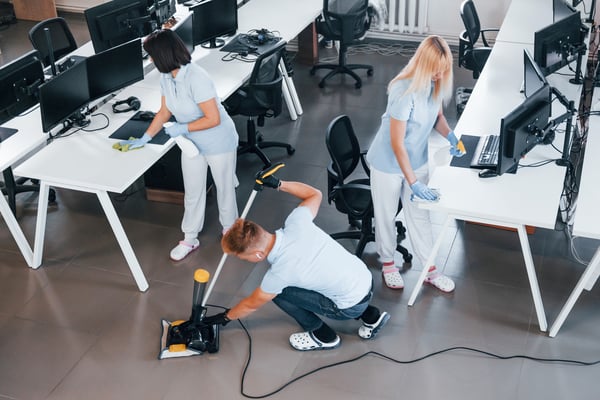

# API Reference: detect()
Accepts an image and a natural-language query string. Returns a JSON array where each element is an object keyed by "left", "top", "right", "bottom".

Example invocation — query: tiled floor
[{"left": 1, "top": 11, "right": 600, "bottom": 400}]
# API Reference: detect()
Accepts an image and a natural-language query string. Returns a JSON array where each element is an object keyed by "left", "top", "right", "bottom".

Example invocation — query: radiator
[{"left": 376, "top": 0, "right": 429, "bottom": 35}]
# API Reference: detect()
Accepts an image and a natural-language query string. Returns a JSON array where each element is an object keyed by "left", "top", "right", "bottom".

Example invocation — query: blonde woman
[{"left": 366, "top": 35, "right": 460, "bottom": 291}]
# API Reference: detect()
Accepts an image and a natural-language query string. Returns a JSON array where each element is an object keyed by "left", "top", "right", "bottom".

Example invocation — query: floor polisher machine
[{"left": 158, "top": 162, "right": 285, "bottom": 359}]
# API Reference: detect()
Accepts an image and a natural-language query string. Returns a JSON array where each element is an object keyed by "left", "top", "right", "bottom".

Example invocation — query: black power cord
[{"left": 231, "top": 319, "right": 600, "bottom": 399}]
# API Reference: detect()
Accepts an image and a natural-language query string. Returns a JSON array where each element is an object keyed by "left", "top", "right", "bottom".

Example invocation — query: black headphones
[
  {"left": 247, "top": 28, "right": 276, "bottom": 45},
  {"left": 112, "top": 96, "right": 141, "bottom": 113}
]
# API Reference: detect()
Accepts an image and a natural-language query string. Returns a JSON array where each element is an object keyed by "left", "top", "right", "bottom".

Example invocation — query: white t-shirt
[
  {"left": 366, "top": 78, "right": 441, "bottom": 173},
  {"left": 160, "top": 63, "right": 238, "bottom": 155},
  {"left": 262, "top": 206, "right": 372, "bottom": 309}
]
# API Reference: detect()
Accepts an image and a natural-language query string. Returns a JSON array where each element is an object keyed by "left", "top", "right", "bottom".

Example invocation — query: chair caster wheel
[
  {"left": 354, "top": 82, "right": 361, "bottom": 89},
  {"left": 318, "top": 81, "right": 325, "bottom": 88},
  {"left": 287, "top": 147, "right": 295, "bottom": 155},
  {"left": 367, "top": 69, "right": 374, "bottom": 76}
]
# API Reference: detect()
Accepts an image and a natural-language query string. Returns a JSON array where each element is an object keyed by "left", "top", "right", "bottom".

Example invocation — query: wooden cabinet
[{"left": 13, "top": 0, "right": 57, "bottom": 21}]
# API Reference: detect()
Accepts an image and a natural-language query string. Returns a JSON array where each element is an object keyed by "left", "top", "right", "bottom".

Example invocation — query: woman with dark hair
[{"left": 119, "top": 29, "right": 239, "bottom": 261}]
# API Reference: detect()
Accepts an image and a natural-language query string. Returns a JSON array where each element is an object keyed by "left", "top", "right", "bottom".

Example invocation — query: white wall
[{"left": 427, "top": 0, "right": 511, "bottom": 38}]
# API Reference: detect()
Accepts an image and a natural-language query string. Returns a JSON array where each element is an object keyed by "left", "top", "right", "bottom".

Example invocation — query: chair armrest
[
  {"left": 359, "top": 150, "right": 370, "bottom": 176},
  {"left": 480, "top": 28, "right": 499, "bottom": 47}
]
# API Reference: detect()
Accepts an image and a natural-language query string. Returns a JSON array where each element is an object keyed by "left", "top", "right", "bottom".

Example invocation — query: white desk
[
  {"left": 548, "top": 93, "right": 600, "bottom": 337},
  {"left": 406, "top": 40, "right": 587, "bottom": 332},
  {"left": 0, "top": 107, "right": 49, "bottom": 267},
  {"left": 495, "top": 0, "right": 553, "bottom": 45},
  {"left": 8, "top": 0, "right": 323, "bottom": 291},
  {"left": 14, "top": 84, "right": 165, "bottom": 292}
]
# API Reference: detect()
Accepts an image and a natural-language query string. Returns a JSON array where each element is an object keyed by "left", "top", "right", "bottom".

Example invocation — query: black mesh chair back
[
  {"left": 249, "top": 45, "right": 284, "bottom": 117},
  {"left": 325, "top": 115, "right": 411, "bottom": 262},
  {"left": 28, "top": 17, "right": 78, "bottom": 67},
  {"left": 461, "top": 0, "right": 482, "bottom": 46},
  {"left": 458, "top": 0, "right": 498, "bottom": 79},
  {"left": 223, "top": 41, "right": 295, "bottom": 167}
]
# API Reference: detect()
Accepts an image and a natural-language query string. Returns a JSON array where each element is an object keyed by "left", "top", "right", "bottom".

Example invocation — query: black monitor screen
[
  {"left": 191, "top": 0, "right": 238, "bottom": 48},
  {"left": 497, "top": 84, "right": 552, "bottom": 175},
  {"left": 553, "top": 0, "right": 576, "bottom": 21},
  {"left": 151, "top": 0, "right": 177, "bottom": 26},
  {"left": 0, "top": 50, "right": 44, "bottom": 125},
  {"left": 173, "top": 12, "right": 194, "bottom": 53},
  {"left": 39, "top": 61, "right": 90, "bottom": 132},
  {"left": 85, "top": 0, "right": 152, "bottom": 53},
  {"left": 523, "top": 49, "right": 547, "bottom": 98},
  {"left": 87, "top": 39, "right": 144, "bottom": 101},
  {"left": 534, "top": 11, "right": 583, "bottom": 75}
]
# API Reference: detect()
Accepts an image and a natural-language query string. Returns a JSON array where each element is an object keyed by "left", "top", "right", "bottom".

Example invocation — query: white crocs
[
  {"left": 382, "top": 266, "right": 404, "bottom": 289},
  {"left": 424, "top": 268, "right": 455, "bottom": 293},
  {"left": 289, "top": 331, "right": 340, "bottom": 351},
  {"left": 358, "top": 311, "right": 390, "bottom": 339},
  {"left": 169, "top": 239, "right": 200, "bottom": 261}
]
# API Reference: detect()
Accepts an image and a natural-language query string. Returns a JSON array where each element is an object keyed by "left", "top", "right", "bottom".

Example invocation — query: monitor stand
[{"left": 201, "top": 37, "right": 225, "bottom": 49}]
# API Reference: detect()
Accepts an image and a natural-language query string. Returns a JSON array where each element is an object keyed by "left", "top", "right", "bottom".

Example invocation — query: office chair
[
  {"left": 325, "top": 115, "right": 412, "bottom": 262},
  {"left": 310, "top": 0, "right": 373, "bottom": 89},
  {"left": 28, "top": 17, "right": 78, "bottom": 69},
  {"left": 224, "top": 42, "right": 295, "bottom": 167},
  {"left": 458, "top": 0, "right": 498, "bottom": 79},
  {"left": 1, "top": 168, "right": 56, "bottom": 216}
]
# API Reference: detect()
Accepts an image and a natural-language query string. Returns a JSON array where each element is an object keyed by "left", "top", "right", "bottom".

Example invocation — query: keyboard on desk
[{"left": 470, "top": 134, "right": 500, "bottom": 169}]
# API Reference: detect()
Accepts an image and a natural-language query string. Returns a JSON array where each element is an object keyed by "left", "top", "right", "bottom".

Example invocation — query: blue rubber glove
[
  {"left": 165, "top": 122, "right": 189, "bottom": 138},
  {"left": 116, "top": 133, "right": 151, "bottom": 151},
  {"left": 410, "top": 181, "right": 439, "bottom": 201},
  {"left": 447, "top": 131, "right": 465, "bottom": 158}
]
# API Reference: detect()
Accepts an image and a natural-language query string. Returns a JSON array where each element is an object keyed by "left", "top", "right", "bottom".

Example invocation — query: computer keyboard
[{"left": 471, "top": 134, "right": 500, "bottom": 168}]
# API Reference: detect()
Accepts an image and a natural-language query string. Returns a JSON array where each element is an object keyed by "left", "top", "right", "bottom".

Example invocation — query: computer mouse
[
  {"left": 478, "top": 169, "right": 498, "bottom": 178},
  {"left": 137, "top": 111, "right": 155, "bottom": 121}
]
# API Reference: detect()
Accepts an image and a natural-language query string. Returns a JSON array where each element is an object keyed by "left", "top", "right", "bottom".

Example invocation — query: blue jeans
[{"left": 272, "top": 286, "right": 373, "bottom": 332}]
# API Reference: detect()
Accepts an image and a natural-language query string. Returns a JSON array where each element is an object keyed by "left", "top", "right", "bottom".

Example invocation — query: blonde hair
[{"left": 388, "top": 35, "right": 453, "bottom": 103}]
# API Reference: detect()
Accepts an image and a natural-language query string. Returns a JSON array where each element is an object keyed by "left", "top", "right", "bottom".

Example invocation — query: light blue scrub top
[
  {"left": 159, "top": 63, "right": 238, "bottom": 155},
  {"left": 366, "top": 79, "right": 441, "bottom": 174},
  {"left": 262, "top": 206, "right": 372, "bottom": 309}
]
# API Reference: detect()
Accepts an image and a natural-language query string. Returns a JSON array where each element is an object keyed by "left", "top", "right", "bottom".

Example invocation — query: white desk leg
[
  {"left": 279, "top": 59, "right": 303, "bottom": 116},
  {"left": 516, "top": 224, "right": 547, "bottom": 332},
  {"left": 32, "top": 182, "right": 50, "bottom": 269},
  {"left": 96, "top": 191, "right": 149, "bottom": 292},
  {"left": 280, "top": 70, "right": 298, "bottom": 121},
  {"left": 549, "top": 247, "right": 600, "bottom": 337},
  {"left": 408, "top": 215, "right": 453, "bottom": 306},
  {"left": 0, "top": 190, "right": 33, "bottom": 267}
]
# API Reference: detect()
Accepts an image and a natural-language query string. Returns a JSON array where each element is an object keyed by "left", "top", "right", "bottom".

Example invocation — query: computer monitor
[
  {"left": 190, "top": 0, "right": 238, "bottom": 49},
  {"left": 497, "top": 84, "right": 552, "bottom": 175},
  {"left": 39, "top": 60, "right": 90, "bottom": 132},
  {"left": 553, "top": 0, "right": 576, "bottom": 21},
  {"left": 173, "top": 12, "right": 194, "bottom": 53},
  {"left": 149, "top": 0, "right": 177, "bottom": 26},
  {"left": 86, "top": 39, "right": 144, "bottom": 102},
  {"left": 85, "top": 0, "right": 153, "bottom": 53},
  {"left": 533, "top": 10, "right": 584, "bottom": 76},
  {"left": 0, "top": 50, "right": 44, "bottom": 125},
  {"left": 523, "top": 49, "right": 547, "bottom": 98}
]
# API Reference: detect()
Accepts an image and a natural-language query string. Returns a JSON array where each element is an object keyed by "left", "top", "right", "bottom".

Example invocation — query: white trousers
[
  {"left": 180, "top": 151, "right": 239, "bottom": 241},
  {"left": 370, "top": 164, "right": 433, "bottom": 267}
]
